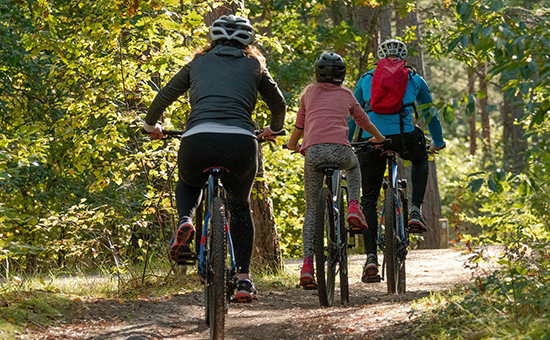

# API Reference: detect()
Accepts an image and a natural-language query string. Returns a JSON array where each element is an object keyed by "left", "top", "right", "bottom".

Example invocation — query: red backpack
[{"left": 369, "top": 58, "right": 410, "bottom": 114}]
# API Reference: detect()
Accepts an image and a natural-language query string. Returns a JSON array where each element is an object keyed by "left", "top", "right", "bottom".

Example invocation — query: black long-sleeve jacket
[{"left": 145, "top": 45, "right": 286, "bottom": 133}]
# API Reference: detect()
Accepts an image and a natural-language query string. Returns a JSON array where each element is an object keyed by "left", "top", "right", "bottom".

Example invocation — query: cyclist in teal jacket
[{"left": 350, "top": 39, "right": 445, "bottom": 283}]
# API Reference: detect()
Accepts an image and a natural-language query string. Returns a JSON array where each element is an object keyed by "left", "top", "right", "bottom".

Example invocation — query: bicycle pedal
[
  {"left": 302, "top": 283, "right": 318, "bottom": 290},
  {"left": 365, "top": 275, "right": 382, "bottom": 283},
  {"left": 406, "top": 226, "right": 426, "bottom": 234},
  {"left": 349, "top": 226, "right": 365, "bottom": 234}
]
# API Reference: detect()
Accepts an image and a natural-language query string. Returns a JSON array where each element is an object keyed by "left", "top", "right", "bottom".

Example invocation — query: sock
[
  {"left": 349, "top": 199, "right": 360, "bottom": 208},
  {"left": 410, "top": 205, "right": 421, "bottom": 214},
  {"left": 303, "top": 257, "right": 314, "bottom": 266}
]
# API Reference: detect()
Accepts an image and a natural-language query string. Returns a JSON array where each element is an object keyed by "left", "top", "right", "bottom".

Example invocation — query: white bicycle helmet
[
  {"left": 377, "top": 39, "right": 408, "bottom": 59},
  {"left": 209, "top": 15, "right": 255, "bottom": 46}
]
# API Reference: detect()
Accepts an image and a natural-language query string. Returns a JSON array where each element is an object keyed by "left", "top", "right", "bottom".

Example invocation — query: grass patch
[
  {"left": 0, "top": 290, "right": 76, "bottom": 340},
  {"left": 408, "top": 267, "right": 550, "bottom": 339}
]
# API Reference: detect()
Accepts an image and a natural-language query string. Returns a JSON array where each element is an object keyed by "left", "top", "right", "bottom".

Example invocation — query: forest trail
[{"left": 20, "top": 248, "right": 487, "bottom": 340}]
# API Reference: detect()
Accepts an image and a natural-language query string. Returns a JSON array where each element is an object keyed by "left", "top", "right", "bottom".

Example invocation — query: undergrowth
[{"left": 409, "top": 244, "right": 550, "bottom": 339}]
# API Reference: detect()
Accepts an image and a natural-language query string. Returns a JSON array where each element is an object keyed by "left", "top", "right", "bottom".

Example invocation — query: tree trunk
[
  {"left": 251, "top": 149, "right": 283, "bottom": 272},
  {"left": 479, "top": 62, "right": 490, "bottom": 153},
  {"left": 396, "top": 1, "right": 441, "bottom": 249},
  {"left": 203, "top": 1, "right": 243, "bottom": 25},
  {"left": 502, "top": 91, "right": 527, "bottom": 173},
  {"left": 468, "top": 66, "right": 477, "bottom": 155},
  {"left": 351, "top": 4, "right": 381, "bottom": 76}
]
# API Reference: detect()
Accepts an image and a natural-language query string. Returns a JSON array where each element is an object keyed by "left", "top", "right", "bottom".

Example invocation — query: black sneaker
[
  {"left": 408, "top": 210, "right": 428, "bottom": 233},
  {"left": 234, "top": 279, "right": 258, "bottom": 303},
  {"left": 361, "top": 254, "right": 379, "bottom": 283},
  {"left": 169, "top": 223, "right": 196, "bottom": 264}
]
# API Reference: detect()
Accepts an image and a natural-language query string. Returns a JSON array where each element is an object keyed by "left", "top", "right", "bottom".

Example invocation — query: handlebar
[
  {"left": 142, "top": 128, "right": 285, "bottom": 142},
  {"left": 351, "top": 138, "right": 392, "bottom": 151},
  {"left": 352, "top": 138, "right": 444, "bottom": 155}
]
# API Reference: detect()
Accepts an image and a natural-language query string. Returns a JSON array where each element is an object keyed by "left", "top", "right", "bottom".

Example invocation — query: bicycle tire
[
  {"left": 397, "top": 258, "right": 406, "bottom": 294},
  {"left": 383, "top": 187, "right": 397, "bottom": 294},
  {"left": 206, "top": 197, "right": 227, "bottom": 340},
  {"left": 337, "top": 191, "right": 349, "bottom": 305},
  {"left": 314, "top": 187, "right": 336, "bottom": 307},
  {"left": 397, "top": 189, "right": 408, "bottom": 295}
]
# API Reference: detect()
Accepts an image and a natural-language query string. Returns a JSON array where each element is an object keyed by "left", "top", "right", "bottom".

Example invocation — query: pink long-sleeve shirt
[{"left": 296, "top": 83, "right": 373, "bottom": 153}]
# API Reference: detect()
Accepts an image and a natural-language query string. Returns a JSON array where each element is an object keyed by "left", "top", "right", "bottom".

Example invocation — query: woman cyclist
[
  {"left": 286, "top": 52, "right": 385, "bottom": 287},
  {"left": 143, "top": 15, "right": 286, "bottom": 302}
]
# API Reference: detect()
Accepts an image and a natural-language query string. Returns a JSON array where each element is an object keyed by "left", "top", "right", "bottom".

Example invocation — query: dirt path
[{"left": 21, "top": 248, "right": 482, "bottom": 340}]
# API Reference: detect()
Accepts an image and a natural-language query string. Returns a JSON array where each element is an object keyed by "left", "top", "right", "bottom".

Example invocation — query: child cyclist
[{"left": 286, "top": 52, "right": 385, "bottom": 287}]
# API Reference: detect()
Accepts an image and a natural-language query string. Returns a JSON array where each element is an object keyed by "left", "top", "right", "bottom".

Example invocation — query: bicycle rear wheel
[
  {"left": 396, "top": 220, "right": 408, "bottom": 294},
  {"left": 314, "top": 187, "right": 336, "bottom": 307},
  {"left": 337, "top": 191, "right": 349, "bottom": 305},
  {"left": 383, "top": 187, "right": 398, "bottom": 294},
  {"left": 205, "top": 197, "right": 227, "bottom": 340}
]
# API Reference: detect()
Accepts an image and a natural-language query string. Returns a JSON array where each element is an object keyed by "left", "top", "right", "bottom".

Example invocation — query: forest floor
[{"left": 16, "top": 247, "right": 495, "bottom": 340}]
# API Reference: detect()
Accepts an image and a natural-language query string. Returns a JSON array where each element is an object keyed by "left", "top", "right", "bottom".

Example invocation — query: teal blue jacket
[{"left": 350, "top": 68, "right": 444, "bottom": 148}]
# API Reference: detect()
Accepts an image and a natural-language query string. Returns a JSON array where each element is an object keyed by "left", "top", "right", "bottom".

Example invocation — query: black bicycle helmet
[
  {"left": 314, "top": 53, "right": 346, "bottom": 84},
  {"left": 209, "top": 15, "right": 255, "bottom": 46}
]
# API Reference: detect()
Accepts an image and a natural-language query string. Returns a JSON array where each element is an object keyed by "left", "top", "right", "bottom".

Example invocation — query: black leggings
[
  {"left": 175, "top": 133, "right": 258, "bottom": 274},
  {"left": 358, "top": 126, "right": 428, "bottom": 255}
]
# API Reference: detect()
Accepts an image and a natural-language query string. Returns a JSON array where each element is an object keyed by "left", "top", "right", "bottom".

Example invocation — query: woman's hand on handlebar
[
  {"left": 256, "top": 125, "right": 278, "bottom": 141},
  {"left": 142, "top": 124, "right": 164, "bottom": 139}
]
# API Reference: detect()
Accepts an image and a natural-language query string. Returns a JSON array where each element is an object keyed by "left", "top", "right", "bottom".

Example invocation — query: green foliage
[{"left": 410, "top": 244, "right": 550, "bottom": 339}]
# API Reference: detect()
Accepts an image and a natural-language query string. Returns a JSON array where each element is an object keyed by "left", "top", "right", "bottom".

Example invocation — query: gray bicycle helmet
[
  {"left": 209, "top": 15, "right": 255, "bottom": 46},
  {"left": 314, "top": 52, "right": 346, "bottom": 84},
  {"left": 377, "top": 39, "right": 408, "bottom": 59}
]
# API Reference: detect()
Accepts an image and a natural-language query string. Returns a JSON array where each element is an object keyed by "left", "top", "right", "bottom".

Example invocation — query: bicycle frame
[
  {"left": 313, "top": 164, "right": 350, "bottom": 307},
  {"left": 198, "top": 169, "right": 237, "bottom": 284}
]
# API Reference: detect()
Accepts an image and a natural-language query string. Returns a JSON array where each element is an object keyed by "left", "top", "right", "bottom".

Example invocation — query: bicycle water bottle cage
[{"left": 315, "top": 163, "right": 341, "bottom": 175}]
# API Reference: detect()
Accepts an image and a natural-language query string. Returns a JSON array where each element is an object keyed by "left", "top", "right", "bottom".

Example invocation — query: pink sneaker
[
  {"left": 347, "top": 205, "right": 368, "bottom": 230},
  {"left": 299, "top": 263, "right": 315, "bottom": 287}
]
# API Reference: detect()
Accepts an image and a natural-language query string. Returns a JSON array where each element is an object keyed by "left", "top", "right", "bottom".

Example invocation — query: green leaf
[
  {"left": 468, "top": 178, "right": 484, "bottom": 192},
  {"left": 518, "top": 181, "right": 530, "bottom": 196}
]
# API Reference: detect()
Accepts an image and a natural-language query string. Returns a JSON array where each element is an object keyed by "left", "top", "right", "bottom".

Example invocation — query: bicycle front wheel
[
  {"left": 383, "top": 187, "right": 398, "bottom": 295},
  {"left": 314, "top": 187, "right": 336, "bottom": 307},
  {"left": 205, "top": 197, "right": 227, "bottom": 340}
]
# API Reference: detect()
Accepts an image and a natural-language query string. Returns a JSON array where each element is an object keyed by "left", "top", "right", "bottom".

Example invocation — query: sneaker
[
  {"left": 361, "top": 254, "right": 379, "bottom": 283},
  {"left": 408, "top": 210, "right": 428, "bottom": 233},
  {"left": 234, "top": 279, "right": 258, "bottom": 302},
  {"left": 169, "top": 222, "right": 196, "bottom": 263},
  {"left": 299, "top": 263, "right": 315, "bottom": 287},
  {"left": 347, "top": 205, "right": 368, "bottom": 230}
]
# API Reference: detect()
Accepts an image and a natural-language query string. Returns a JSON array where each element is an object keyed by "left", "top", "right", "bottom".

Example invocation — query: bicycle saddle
[{"left": 315, "top": 163, "right": 341, "bottom": 172}]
